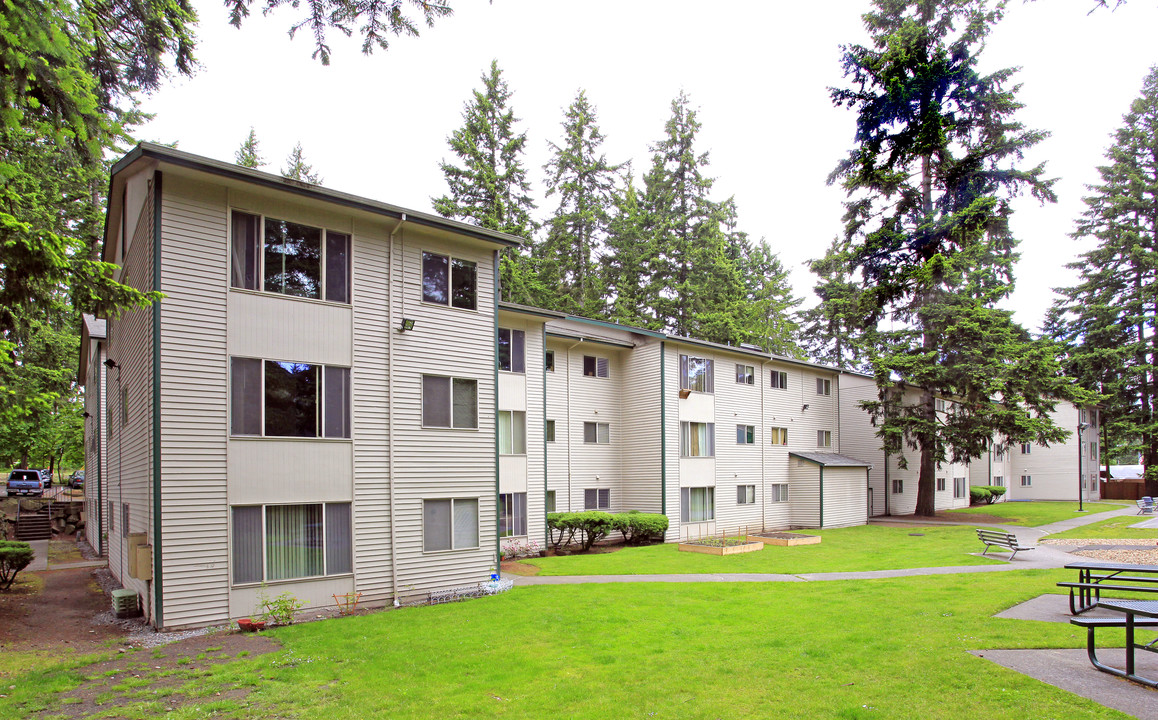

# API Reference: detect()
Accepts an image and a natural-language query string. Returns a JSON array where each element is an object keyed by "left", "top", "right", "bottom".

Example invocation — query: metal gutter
[
  {"left": 563, "top": 315, "right": 665, "bottom": 339},
  {"left": 493, "top": 251, "right": 501, "bottom": 576},
  {"left": 542, "top": 324, "right": 549, "bottom": 548},
  {"left": 151, "top": 171, "right": 164, "bottom": 628},
  {"left": 498, "top": 301, "right": 567, "bottom": 320},
  {"left": 545, "top": 331, "right": 635, "bottom": 349},
  {"left": 386, "top": 215, "right": 406, "bottom": 604},
  {"left": 660, "top": 341, "right": 667, "bottom": 516}
]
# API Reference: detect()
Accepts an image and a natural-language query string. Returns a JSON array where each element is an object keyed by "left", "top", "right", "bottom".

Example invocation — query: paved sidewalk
[{"left": 512, "top": 504, "right": 1144, "bottom": 588}]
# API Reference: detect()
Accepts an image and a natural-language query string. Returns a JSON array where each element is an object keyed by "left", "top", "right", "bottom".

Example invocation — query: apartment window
[
  {"left": 1021, "top": 443, "right": 1032, "bottom": 454},
  {"left": 231, "top": 358, "right": 350, "bottom": 438},
  {"left": 108, "top": 501, "right": 115, "bottom": 535},
  {"left": 936, "top": 477, "right": 946, "bottom": 492},
  {"left": 736, "top": 364, "right": 754, "bottom": 385},
  {"left": 498, "top": 328, "right": 526, "bottom": 373},
  {"left": 421, "top": 251, "right": 476, "bottom": 310},
  {"left": 892, "top": 479, "right": 903, "bottom": 494},
  {"left": 546, "top": 419, "right": 556, "bottom": 443},
  {"left": 936, "top": 398, "right": 946, "bottom": 412},
  {"left": 584, "top": 488, "right": 610, "bottom": 510},
  {"left": 231, "top": 211, "right": 350, "bottom": 303},
  {"left": 680, "top": 422, "right": 715, "bottom": 457},
  {"left": 1021, "top": 475, "right": 1032, "bottom": 487},
  {"left": 737, "top": 485, "right": 755, "bottom": 504},
  {"left": 1080, "top": 408, "right": 1089, "bottom": 423},
  {"left": 993, "top": 476, "right": 1004, "bottom": 488},
  {"left": 421, "top": 375, "right": 478, "bottom": 429},
  {"left": 231, "top": 503, "right": 352, "bottom": 584},
  {"left": 771, "top": 483, "right": 789, "bottom": 503},
  {"left": 817, "top": 430, "right": 832, "bottom": 448},
  {"left": 770, "top": 371, "right": 788, "bottom": 390},
  {"left": 121, "top": 503, "right": 130, "bottom": 538},
  {"left": 545, "top": 350, "right": 555, "bottom": 372},
  {"left": 770, "top": 427, "right": 788, "bottom": 446},
  {"left": 736, "top": 425, "right": 755, "bottom": 444},
  {"left": 583, "top": 355, "right": 609, "bottom": 378},
  {"left": 545, "top": 490, "right": 557, "bottom": 513},
  {"left": 583, "top": 422, "right": 610, "bottom": 444},
  {"left": 498, "top": 411, "right": 526, "bottom": 454},
  {"left": 423, "top": 498, "right": 479, "bottom": 552},
  {"left": 954, "top": 477, "right": 966, "bottom": 499},
  {"left": 816, "top": 378, "right": 832, "bottom": 396},
  {"left": 499, "top": 493, "right": 527, "bottom": 537},
  {"left": 680, "top": 355, "right": 714, "bottom": 393},
  {"left": 681, "top": 487, "right": 715, "bottom": 522}
]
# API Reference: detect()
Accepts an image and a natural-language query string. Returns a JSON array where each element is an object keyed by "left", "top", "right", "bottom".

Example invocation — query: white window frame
[
  {"left": 498, "top": 410, "right": 527, "bottom": 455},
  {"left": 953, "top": 477, "right": 966, "bottom": 499},
  {"left": 936, "top": 398, "right": 946, "bottom": 412},
  {"left": 499, "top": 492, "right": 527, "bottom": 537},
  {"left": 229, "top": 209, "right": 351, "bottom": 304},
  {"left": 582, "top": 355, "right": 610, "bottom": 378},
  {"left": 936, "top": 477, "right": 946, "bottom": 492},
  {"left": 498, "top": 328, "right": 526, "bottom": 373},
  {"left": 770, "top": 427, "right": 788, "bottom": 446},
  {"left": 681, "top": 486, "right": 715, "bottom": 522},
  {"left": 817, "top": 430, "right": 832, "bottom": 448},
  {"left": 422, "top": 498, "right": 480, "bottom": 552},
  {"left": 735, "top": 364, "right": 754, "bottom": 385},
  {"left": 770, "top": 483, "right": 789, "bottom": 503},
  {"left": 230, "top": 357, "right": 351, "bottom": 439},
  {"left": 816, "top": 378, "right": 832, "bottom": 396},
  {"left": 1021, "top": 475, "right": 1032, "bottom": 487},
  {"left": 420, "top": 250, "right": 478, "bottom": 311},
  {"left": 680, "top": 355, "right": 715, "bottom": 393},
  {"left": 583, "top": 421, "right": 610, "bottom": 445},
  {"left": 993, "top": 476, "right": 1004, "bottom": 488},
  {"left": 545, "top": 350, "right": 555, "bottom": 372},
  {"left": 545, "top": 419, "right": 556, "bottom": 443},
  {"left": 770, "top": 371, "right": 788, "bottom": 390},
  {"left": 736, "top": 424, "right": 755, "bottom": 445},
  {"left": 584, "top": 488, "right": 611, "bottom": 510},
  {"left": 892, "top": 479, "right": 903, "bottom": 494},
  {"left": 680, "top": 422, "right": 715, "bottom": 457},
  {"left": 737, "top": 484, "right": 756, "bottom": 504},
  {"left": 421, "top": 375, "right": 479, "bottom": 429}
]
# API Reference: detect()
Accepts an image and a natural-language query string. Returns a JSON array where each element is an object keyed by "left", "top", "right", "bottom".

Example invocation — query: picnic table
[
  {"left": 1071, "top": 599, "right": 1158, "bottom": 688},
  {"left": 1059, "top": 561, "right": 1158, "bottom": 615}
]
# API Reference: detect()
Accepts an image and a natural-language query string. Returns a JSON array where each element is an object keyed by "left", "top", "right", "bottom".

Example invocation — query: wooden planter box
[
  {"left": 748, "top": 532, "right": 822, "bottom": 547},
  {"left": 678, "top": 541, "right": 764, "bottom": 556}
]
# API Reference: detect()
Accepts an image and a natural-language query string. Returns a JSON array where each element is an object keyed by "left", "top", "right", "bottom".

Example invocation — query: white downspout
[{"left": 388, "top": 214, "right": 406, "bottom": 606}]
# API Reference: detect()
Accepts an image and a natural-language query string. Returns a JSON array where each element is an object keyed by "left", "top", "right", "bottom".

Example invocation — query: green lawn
[
  {"left": 943, "top": 501, "right": 1126, "bottom": 527},
  {"left": 521, "top": 524, "right": 1004, "bottom": 576},
  {"left": 1047, "top": 513, "right": 1158, "bottom": 540},
  {"left": 1, "top": 571, "right": 1132, "bottom": 719}
]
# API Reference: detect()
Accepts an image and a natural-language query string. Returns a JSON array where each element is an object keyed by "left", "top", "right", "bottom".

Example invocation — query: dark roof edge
[
  {"left": 498, "top": 301, "right": 568, "bottom": 319},
  {"left": 112, "top": 143, "right": 523, "bottom": 248}
]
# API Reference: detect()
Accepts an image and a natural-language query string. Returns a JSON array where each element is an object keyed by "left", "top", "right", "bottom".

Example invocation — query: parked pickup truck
[{"left": 6, "top": 470, "right": 44, "bottom": 496}]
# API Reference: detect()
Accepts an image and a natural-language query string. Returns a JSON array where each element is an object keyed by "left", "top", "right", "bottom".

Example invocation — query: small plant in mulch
[{"left": 682, "top": 536, "right": 753, "bottom": 548}]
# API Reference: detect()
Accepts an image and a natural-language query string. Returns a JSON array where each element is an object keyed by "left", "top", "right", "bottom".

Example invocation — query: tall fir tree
[
  {"left": 601, "top": 174, "right": 657, "bottom": 328},
  {"left": 735, "top": 231, "right": 802, "bottom": 357},
  {"left": 433, "top": 60, "right": 539, "bottom": 304},
  {"left": 1048, "top": 66, "right": 1158, "bottom": 491},
  {"left": 800, "top": 238, "right": 870, "bottom": 370},
  {"left": 235, "top": 127, "right": 266, "bottom": 168},
  {"left": 539, "top": 90, "right": 622, "bottom": 317},
  {"left": 281, "top": 142, "right": 322, "bottom": 184},
  {"left": 829, "top": 0, "right": 1077, "bottom": 516}
]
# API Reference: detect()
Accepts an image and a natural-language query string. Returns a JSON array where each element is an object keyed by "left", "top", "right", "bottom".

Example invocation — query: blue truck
[{"left": 6, "top": 469, "right": 44, "bottom": 496}]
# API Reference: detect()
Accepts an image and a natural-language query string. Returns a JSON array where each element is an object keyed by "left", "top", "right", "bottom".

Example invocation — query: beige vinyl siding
[
  {"left": 350, "top": 214, "right": 394, "bottom": 603},
  {"left": 390, "top": 227, "right": 498, "bottom": 600},
  {"left": 158, "top": 175, "right": 231, "bottom": 627},
  {"left": 496, "top": 312, "right": 547, "bottom": 546},
  {"left": 83, "top": 349, "right": 107, "bottom": 553},
  {"left": 788, "top": 458, "right": 819, "bottom": 527},
  {"left": 558, "top": 344, "right": 623, "bottom": 513},
  {"left": 837, "top": 373, "right": 887, "bottom": 516},
  {"left": 620, "top": 341, "right": 662, "bottom": 513},
  {"left": 106, "top": 177, "right": 156, "bottom": 620},
  {"left": 662, "top": 344, "right": 682, "bottom": 542},
  {"left": 821, "top": 467, "right": 869, "bottom": 528},
  {"left": 545, "top": 338, "right": 572, "bottom": 512}
]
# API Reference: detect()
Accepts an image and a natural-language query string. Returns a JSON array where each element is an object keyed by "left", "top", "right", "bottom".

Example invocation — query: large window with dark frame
[
  {"left": 422, "top": 251, "right": 477, "bottom": 310},
  {"left": 583, "top": 355, "right": 609, "bottom": 378},
  {"left": 770, "top": 371, "right": 788, "bottom": 390},
  {"left": 230, "top": 211, "right": 350, "bottom": 303},
  {"left": 231, "top": 502, "right": 352, "bottom": 584},
  {"left": 498, "top": 328, "right": 526, "bottom": 373},
  {"left": 584, "top": 488, "right": 611, "bottom": 510},
  {"left": 421, "top": 375, "right": 478, "bottom": 429},
  {"left": 231, "top": 358, "right": 350, "bottom": 438},
  {"left": 499, "top": 492, "right": 527, "bottom": 537},
  {"left": 423, "top": 498, "right": 479, "bottom": 551}
]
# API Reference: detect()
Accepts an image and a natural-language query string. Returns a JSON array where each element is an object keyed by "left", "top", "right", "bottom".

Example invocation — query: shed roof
[{"left": 789, "top": 451, "right": 874, "bottom": 468}]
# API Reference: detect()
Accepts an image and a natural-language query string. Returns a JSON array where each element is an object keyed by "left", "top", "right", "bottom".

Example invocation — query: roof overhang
[{"left": 790, "top": 451, "right": 874, "bottom": 469}]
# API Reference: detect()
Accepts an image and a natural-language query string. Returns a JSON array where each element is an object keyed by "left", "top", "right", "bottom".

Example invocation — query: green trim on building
[{"left": 151, "top": 171, "right": 164, "bottom": 628}]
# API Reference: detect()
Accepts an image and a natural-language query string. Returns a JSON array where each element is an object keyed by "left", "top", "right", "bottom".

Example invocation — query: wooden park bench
[
  {"left": 1059, "top": 562, "right": 1158, "bottom": 614},
  {"left": 976, "top": 528, "right": 1035, "bottom": 561}
]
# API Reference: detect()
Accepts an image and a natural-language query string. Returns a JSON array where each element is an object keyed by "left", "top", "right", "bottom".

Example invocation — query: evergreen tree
[
  {"left": 800, "top": 238, "right": 870, "bottom": 370},
  {"left": 235, "top": 127, "right": 266, "bottom": 168},
  {"left": 829, "top": 0, "right": 1076, "bottom": 516},
  {"left": 540, "top": 91, "right": 622, "bottom": 317},
  {"left": 601, "top": 174, "right": 656, "bottom": 328},
  {"left": 1048, "top": 66, "right": 1158, "bottom": 492},
  {"left": 735, "top": 232, "right": 802, "bottom": 357},
  {"left": 281, "top": 142, "right": 322, "bottom": 184},
  {"left": 433, "top": 61, "right": 539, "bottom": 304}
]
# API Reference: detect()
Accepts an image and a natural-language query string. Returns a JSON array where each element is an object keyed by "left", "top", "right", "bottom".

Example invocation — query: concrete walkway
[{"left": 511, "top": 504, "right": 1142, "bottom": 588}]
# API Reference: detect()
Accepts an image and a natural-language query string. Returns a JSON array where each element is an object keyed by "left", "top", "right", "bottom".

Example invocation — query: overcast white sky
[{"left": 138, "top": 0, "right": 1158, "bottom": 333}]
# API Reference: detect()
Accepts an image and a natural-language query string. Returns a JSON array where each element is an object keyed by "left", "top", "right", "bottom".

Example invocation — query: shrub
[
  {"left": 615, "top": 512, "right": 669, "bottom": 545},
  {"left": 571, "top": 512, "right": 616, "bottom": 551},
  {"left": 547, "top": 512, "right": 579, "bottom": 551},
  {"left": 0, "top": 541, "right": 34, "bottom": 591},
  {"left": 969, "top": 486, "right": 992, "bottom": 505},
  {"left": 501, "top": 537, "right": 541, "bottom": 559},
  {"left": 257, "top": 585, "right": 304, "bottom": 626},
  {"left": 987, "top": 485, "right": 1007, "bottom": 502}
]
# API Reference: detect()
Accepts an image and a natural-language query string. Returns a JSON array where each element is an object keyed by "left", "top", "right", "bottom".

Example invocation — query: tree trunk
[{"left": 915, "top": 389, "right": 938, "bottom": 516}]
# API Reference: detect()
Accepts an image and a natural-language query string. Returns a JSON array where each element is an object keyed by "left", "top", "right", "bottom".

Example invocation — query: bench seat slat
[{"left": 1070, "top": 617, "right": 1158, "bottom": 628}]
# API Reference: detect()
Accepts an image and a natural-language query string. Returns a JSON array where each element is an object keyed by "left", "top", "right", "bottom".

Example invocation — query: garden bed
[
  {"left": 678, "top": 538, "right": 764, "bottom": 555},
  {"left": 748, "top": 532, "right": 822, "bottom": 547}
]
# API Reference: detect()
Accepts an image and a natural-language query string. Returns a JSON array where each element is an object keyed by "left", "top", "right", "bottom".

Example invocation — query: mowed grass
[
  {"left": 943, "top": 501, "right": 1125, "bottom": 527},
  {"left": 2, "top": 571, "right": 1132, "bottom": 719},
  {"left": 1048, "top": 513, "right": 1158, "bottom": 540},
  {"left": 520, "top": 524, "right": 1003, "bottom": 576}
]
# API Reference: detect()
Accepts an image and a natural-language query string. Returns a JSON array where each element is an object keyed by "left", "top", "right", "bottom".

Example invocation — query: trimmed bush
[
  {"left": 987, "top": 485, "right": 1007, "bottom": 501},
  {"left": 549, "top": 511, "right": 670, "bottom": 551},
  {"left": 546, "top": 512, "right": 579, "bottom": 551},
  {"left": 969, "top": 486, "right": 992, "bottom": 505},
  {"left": 0, "top": 540, "right": 34, "bottom": 591},
  {"left": 614, "top": 513, "right": 669, "bottom": 545}
]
